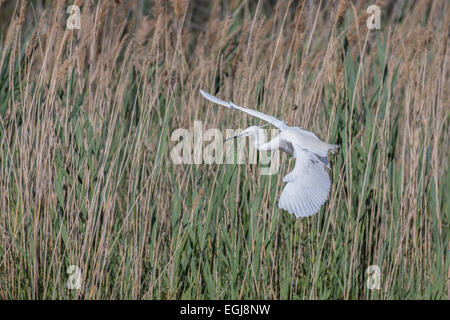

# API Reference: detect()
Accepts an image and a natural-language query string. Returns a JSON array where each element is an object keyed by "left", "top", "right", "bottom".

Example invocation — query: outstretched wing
[
  {"left": 199, "top": 89, "right": 287, "bottom": 130},
  {"left": 278, "top": 144, "right": 331, "bottom": 217}
]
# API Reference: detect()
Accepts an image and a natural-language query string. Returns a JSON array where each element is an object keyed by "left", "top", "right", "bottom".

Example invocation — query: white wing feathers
[
  {"left": 278, "top": 144, "right": 331, "bottom": 217},
  {"left": 199, "top": 89, "right": 287, "bottom": 130}
]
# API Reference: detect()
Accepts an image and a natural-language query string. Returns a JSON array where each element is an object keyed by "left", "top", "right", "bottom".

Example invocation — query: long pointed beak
[
  {"left": 223, "top": 132, "right": 244, "bottom": 142},
  {"left": 223, "top": 135, "right": 238, "bottom": 142}
]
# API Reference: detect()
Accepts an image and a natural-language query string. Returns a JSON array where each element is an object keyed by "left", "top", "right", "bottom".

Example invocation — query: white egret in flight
[{"left": 199, "top": 89, "right": 339, "bottom": 218}]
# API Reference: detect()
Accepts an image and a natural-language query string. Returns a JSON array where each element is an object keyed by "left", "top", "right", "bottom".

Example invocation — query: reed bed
[{"left": 0, "top": 0, "right": 448, "bottom": 299}]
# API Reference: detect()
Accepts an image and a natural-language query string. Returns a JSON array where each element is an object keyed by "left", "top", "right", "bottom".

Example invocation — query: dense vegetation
[{"left": 0, "top": 0, "right": 448, "bottom": 299}]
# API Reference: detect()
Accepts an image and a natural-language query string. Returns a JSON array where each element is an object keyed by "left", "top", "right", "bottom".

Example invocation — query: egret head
[{"left": 223, "top": 124, "right": 268, "bottom": 141}]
